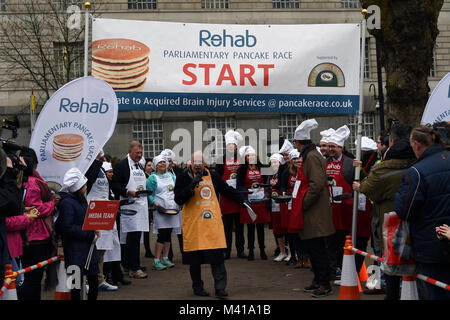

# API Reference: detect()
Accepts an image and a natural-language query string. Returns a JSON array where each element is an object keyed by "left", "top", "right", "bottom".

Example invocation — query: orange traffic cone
[
  {"left": 357, "top": 274, "right": 363, "bottom": 293},
  {"left": 338, "top": 236, "right": 360, "bottom": 300},
  {"left": 0, "top": 264, "right": 18, "bottom": 300},
  {"left": 359, "top": 262, "right": 369, "bottom": 282},
  {"left": 400, "top": 275, "right": 419, "bottom": 300},
  {"left": 54, "top": 258, "right": 71, "bottom": 300}
]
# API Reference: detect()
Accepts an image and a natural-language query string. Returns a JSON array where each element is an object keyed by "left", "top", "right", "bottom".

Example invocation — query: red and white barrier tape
[
  {"left": 345, "top": 246, "right": 384, "bottom": 263},
  {"left": 0, "top": 277, "right": 11, "bottom": 297},
  {"left": 12, "top": 255, "right": 61, "bottom": 277},
  {"left": 1, "top": 255, "right": 62, "bottom": 297},
  {"left": 416, "top": 274, "right": 450, "bottom": 292},
  {"left": 347, "top": 246, "right": 450, "bottom": 291}
]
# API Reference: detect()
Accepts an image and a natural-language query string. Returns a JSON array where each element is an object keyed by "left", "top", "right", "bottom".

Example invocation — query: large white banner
[
  {"left": 29, "top": 76, "right": 118, "bottom": 191},
  {"left": 92, "top": 19, "right": 361, "bottom": 114},
  {"left": 421, "top": 72, "right": 450, "bottom": 125}
]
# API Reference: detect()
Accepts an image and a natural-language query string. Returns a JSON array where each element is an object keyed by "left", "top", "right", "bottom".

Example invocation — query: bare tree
[
  {"left": 361, "top": 0, "right": 444, "bottom": 125},
  {"left": 0, "top": 0, "right": 100, "bottom": 106}
]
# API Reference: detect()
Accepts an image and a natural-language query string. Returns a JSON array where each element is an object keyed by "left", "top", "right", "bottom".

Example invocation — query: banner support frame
[{"left": 351, "top": 11, "right": 367, "bottom": 244}]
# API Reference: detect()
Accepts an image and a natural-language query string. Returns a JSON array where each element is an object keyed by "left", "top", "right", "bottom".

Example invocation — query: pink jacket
[
  {"left": 6, "top": 215, "right": 31, "bottom": 258},
  {"left": 23, "top": 176, "right": 55, "bottom": 241}
]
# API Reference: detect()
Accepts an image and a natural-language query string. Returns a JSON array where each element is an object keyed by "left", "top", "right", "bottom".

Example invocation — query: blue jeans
[{"left": 11, "top": 258, "right": 24, "bottom": 285}]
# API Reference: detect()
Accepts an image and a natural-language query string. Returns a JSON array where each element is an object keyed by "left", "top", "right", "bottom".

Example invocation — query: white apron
[
  {"left": 86, "top": 168, "right": 116, "bottom": 251},
  {"left": 103, "top": 222, "right": 121, "bottom": 262},
  {"left": 152, "top": 173, "right": 181, "bottom": 234},
  {"left": 119, "top": 156, "right": 149, "bottom": 233}
]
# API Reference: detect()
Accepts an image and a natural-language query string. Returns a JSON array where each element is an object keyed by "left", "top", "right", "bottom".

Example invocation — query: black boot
[
  {"left": 247, "top": 249, "right": 254, "bottom": 261},
  {"left": 260, "top": 249, "right": 267, "bottom": 260},
  {"left": 237, "top": 251, "right": 247, "bottom": 259},
  {"left": 112, "top": 261, "right": 132, "bottom": 286}
]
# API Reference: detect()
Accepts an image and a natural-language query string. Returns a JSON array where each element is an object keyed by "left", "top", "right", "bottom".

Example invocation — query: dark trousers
[
  {"left": 417, "top": 263, "right": 450, "bottom": 300},
  {"left": 17, "top": 242, "right": 49, "bottom": 300},
  {"left": 304, "top": 237, "right": 331, "bottom": 287},
  {"left": 327, "top": 231, "right": 368, "bottom": 275},
  {"left": 103, "top": 261, "right": 125, "bottom": 282},
  {"left": 385, "top": 274, "right": 401, "bottom": 300},
  {"left": 247, "top": 223, "right": 265, "bottom": 250},
  {"left": 287, "top": 233, "right": 305, "bottom": 257},
  {"left": 126, "top": 231, "right": 142, "bottom": 271},
  {"left": 189, "top": 263, "right": 227, "bottom": 292},
  {"left": 222, "top": 213, "right": 245, "bottom": 254},
  {"left": 143, "top": 210, "right": 153, "bottom": 254},
  {"left": 326, "top": 230, "right": 347, "bottom": 274},
  {"left": 70, "top": 274, "right": 98, "bottom": 300},
  {"left": 168, "top": 234, "right": 183, "bottom": 260},
  {"left": 354, "top": 236, "right": 369, "bottom": 274}
]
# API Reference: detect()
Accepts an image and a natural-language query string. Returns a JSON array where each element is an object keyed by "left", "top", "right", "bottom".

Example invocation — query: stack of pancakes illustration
[
  {"left": 52, "top": 134, "right": 84, "bottom": 162},
  {"left": 92, "top": 38, "right": 150, "bottom": 91}
]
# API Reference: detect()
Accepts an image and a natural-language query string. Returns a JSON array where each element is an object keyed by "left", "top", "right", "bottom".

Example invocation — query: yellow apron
[{"left": 182, "top": 168, "right": 227, "bottom": 252}]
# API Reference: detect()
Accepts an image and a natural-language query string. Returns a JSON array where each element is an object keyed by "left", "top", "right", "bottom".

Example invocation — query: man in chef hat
[
  {"left": 292, "top": 119, "right": 335, "bottom": 297},
  {"left": 216, "top": 130, "right": 247, "bottom": 260},
  {"left": 325, "top": 125, "right": 359, "bottom": 283},
  {"left": 319, "top": 129, "right": 335, "bottom": 159}
]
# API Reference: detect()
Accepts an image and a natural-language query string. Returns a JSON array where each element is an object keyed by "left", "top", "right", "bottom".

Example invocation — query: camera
[{"left": 0, "top": 115, "right": 26, "bottom": 179}]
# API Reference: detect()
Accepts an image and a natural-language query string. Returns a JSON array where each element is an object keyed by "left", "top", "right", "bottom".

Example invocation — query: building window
[
  {"left": 272, "top": 0, "right": 299, "bottom": 9},
  {"left": 128, "top": 0, "right": 157, "bottom": 10},
  {"left": 132, "top": 120, "right": 164, "bottom": 160},
  {"left": 347, "top": 113, "right": 377, "bottom": 155},
  {"left": 53, "top": 42, "right": 84, "bottom": 82},
  {"left": 202, "top": 0, "right": 228, "bottom": 9},
  {"left": 363, "top": 37, "right": 371, "bottom": 78},
  {"left": 341, "top": 0, "right": 361, "bottom": 8},
  {"left": 205, "top": 117, "right": 236, "bottom": 162},
  {"left": 429, "top": 47, "right": 437, "bottom": 77},
  {"left": 0, "top": 0, "right": 5, "bottom": 11},
  {"left": 279, "top": 114, "right": 299, "bottom": 141}
]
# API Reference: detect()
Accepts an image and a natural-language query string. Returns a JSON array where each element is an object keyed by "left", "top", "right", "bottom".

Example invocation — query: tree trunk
[{"left": 361, "top": 0, "right": 443, "bottom": 126}]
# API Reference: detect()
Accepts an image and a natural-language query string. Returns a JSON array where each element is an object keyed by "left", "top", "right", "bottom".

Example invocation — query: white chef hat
[
  {"left": 239, "top": 146, "right": 256, "bottom": 160},
  {"left": 320, "top": 128, "right": 335, "bottom": 143},
  {"left": 62, "top": 167, "right": 87, "bottom": 193},
  {"left": 160, "top": 149, "right": 175, "bottom": 160},
  {"left": 294, "top": 119, "right": 319, "bottom": 140},
  {"left": 356, "top": 136, "right": 378, "bottom": 151},
  {"left": 152, "top": 155, "right": 169, "bottom": 170},
  {"left": 224, "top": 130, "right": 243, "bottom": 146},
  {"left": 279, "top": 139, "right": 294, "bottom": 154},
  {"left": 289, "top": 149, "right": 300, "bottom": 161},
  {"left": 269, "top": 153, "right": 285, "bottom": 165},
  {"left": 102, "top": 162, "right": 113, "bottom": 172},
  {"left": 328, "top": 125, "right": 351, "bottom": 147}
]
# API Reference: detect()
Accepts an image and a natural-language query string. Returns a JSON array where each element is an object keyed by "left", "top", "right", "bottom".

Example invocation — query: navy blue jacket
[
  {"left": 56, "top": 192, "right": 99, "bottom": 275},
  {"left": 395, "top": 144, "right": 450, "bottom": 264}
]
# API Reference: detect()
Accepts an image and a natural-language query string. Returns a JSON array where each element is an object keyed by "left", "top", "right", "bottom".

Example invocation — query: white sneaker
[
  {"left": 273, "top": 253, "right": 288, "bottom": 262},
  {"left": 334, "top": 280, "right": 341, "bottom": 286},
  {"left": 283, "top": 253, "right": 292, "bottom": 261},
  {"left": 98, "top": 281, "right": 118, "bottom": 291}
]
